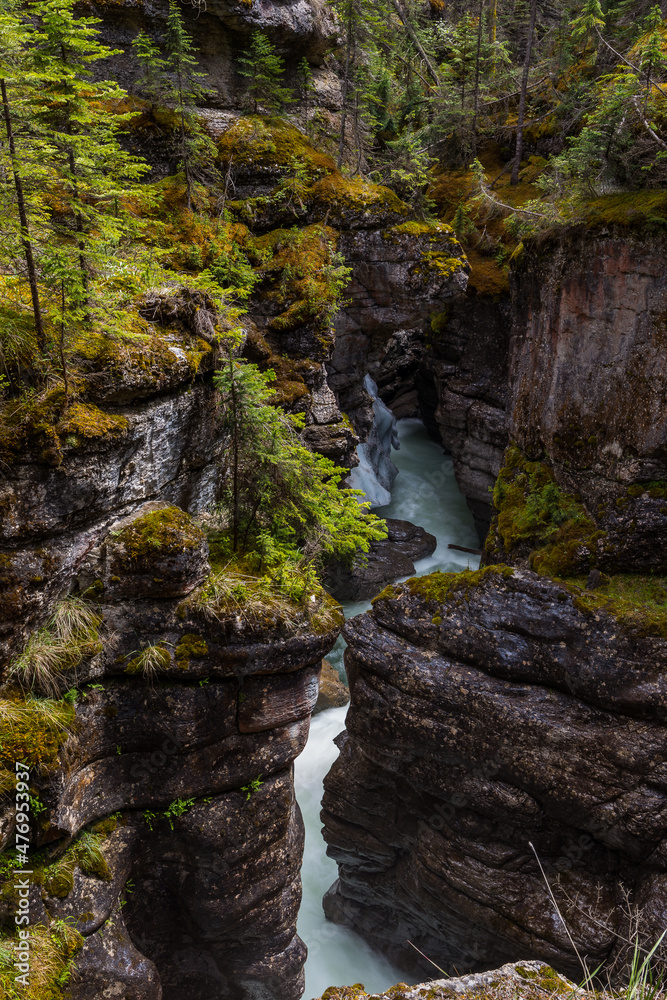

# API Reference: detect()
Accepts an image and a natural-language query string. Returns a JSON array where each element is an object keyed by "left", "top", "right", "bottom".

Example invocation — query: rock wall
[
  {"left": 321, "top": 568, "right": 667, "bottom": 983},
  {"left": 1, "top": 497, "right": 340, "bottom": 999},
  {"left": 509, "top": 232, "right": 667, "bottom": 572}
]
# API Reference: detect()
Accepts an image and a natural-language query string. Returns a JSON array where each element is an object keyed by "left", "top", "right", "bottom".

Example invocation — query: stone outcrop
[
  {"left": 315, "top": 960, "right": 578, "bottom": 1000},
  {"left": 417, "top": 293, "right": 511, "bottom": 542},
  {"left": 329, "top": 223, "right": 469, "bottom": 438},
  {"left": 508, "top": 232, "right": 667, "bottom": 572},
  {"left": 325, "top": 519, "right": 437, "bottom": 602},
  {"left": 1, "top": 498, "right": 341, "bottom": 1000},
  {"left": 321, "top": 567, "right": 667, "bottom": 983},
  {"left": 315, "top": 659, "right": 350, "bottom": 713}
]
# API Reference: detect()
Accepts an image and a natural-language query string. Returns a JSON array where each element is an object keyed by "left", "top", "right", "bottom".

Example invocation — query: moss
[
  {"left": 218, "top": 116, "right": 335, "bottom": 176},
  {"left": 583, "top": 189, "right": 667, "bottom": 231},
  {"left": 401, "top": 565, "right": 514, "bottom": 604},
  {"left": 384, "top": 220, "right": 453, "bottom": 238},
  {"left": 564, "top": 573, "right": 667, "bottom": 639},
  {"left": 0, "top": 697, "right": 75, "bottom": 772},
  {"left": 124, "top": 646, "right": 171, "bottom": 675},
  {"left": 59, "top": 402, "right": 129, "bottom": 441},
  {"left": 117, "top": 506, "right": 204, "bottom": 563},
  {"left": 175, "top": 633, "right": 208, "bottom": 670},
  {"left": 465, "top": 247, "right": 511, "bottom": 296},
  {"left": 491, "top": 444, "right": 603, "bottom": 577},
  {"left": 311, "top": 173, "right": 408, "bottom": 217}
]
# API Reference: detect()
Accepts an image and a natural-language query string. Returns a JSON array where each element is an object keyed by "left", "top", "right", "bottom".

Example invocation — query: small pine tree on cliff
[{"left": 238, "top": 31, "right": 292, "bottom": 114}]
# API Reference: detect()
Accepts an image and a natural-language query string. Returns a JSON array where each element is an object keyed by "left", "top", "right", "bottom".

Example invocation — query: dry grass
[{"left": 9, "top": 597, "right": 102, "bottom": 697}]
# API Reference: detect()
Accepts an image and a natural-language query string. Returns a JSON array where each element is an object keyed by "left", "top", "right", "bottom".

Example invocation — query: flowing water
[{"left": 294, "top": 418, "right": 481, "bottom": 1000}]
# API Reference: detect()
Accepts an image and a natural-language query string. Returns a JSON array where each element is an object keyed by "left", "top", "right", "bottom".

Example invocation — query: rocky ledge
[{"left": 321, "top": 566, "right": 667, "bottom": 982}]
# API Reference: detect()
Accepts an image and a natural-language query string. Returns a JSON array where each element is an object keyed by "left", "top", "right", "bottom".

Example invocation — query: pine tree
[
  {"left": 510, "top": 0, "right": 538, "bottom": 185},
  {"left": 164, "top": 0, "right": 214, "bottom": 211},
  {"left": 571, "top": 0, "right": 605, "bottom": 54},
  {"left": 238, "top": 31, "right": 291, "bottom": 115},
  {"left": 132, "top": 30, "right": 167, "bottom": 114},
  {"left": 213, "top": 348, "right": 386, "bottom": 567},
  {"left": 0, "top": 0, "right": 46, "bottom": 348}
]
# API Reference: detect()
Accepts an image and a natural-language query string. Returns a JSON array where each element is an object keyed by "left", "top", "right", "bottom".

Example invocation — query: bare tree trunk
[
  {"left": 1, "top": 78, "right": 45, "bottom": 351},
  {"left": 390, "top": 0, "right": 440, "bottom": 85},
  {"left": 511, "top": 0, "right": 538, "bottom": 185}
]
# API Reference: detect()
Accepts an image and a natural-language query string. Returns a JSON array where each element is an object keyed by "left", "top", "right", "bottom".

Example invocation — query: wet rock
[
  {"left": 315, "top": 659, "right": 349, "bottom": 713},
  {"left": 324, "top": 519, "right": 436, "bottom": 601},
  {"left": 321, "top": 567, "right": 667, "bottom": 982}
]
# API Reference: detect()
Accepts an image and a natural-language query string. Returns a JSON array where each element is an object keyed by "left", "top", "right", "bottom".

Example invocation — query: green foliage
[
  {"left": 213, "top": 345, "right": 386, "bottom": 573},
  {"left": 241, "top": 775, "right": 263, "bottom": 800},
  {"left": 164, "top": 0, "right": 215, "bottom": 209},
  {"left": 164, "top": 797, "right": 195, "bottom": 830},
  {"left": 8, "top": 596, "right": 102, "bottom": 697},
  {"left": 238, "top": 32, "right": 292, "bottom": 114},
  {"left": 131, "top": 30, "right": 167, "bottom": 111},
  {"left": 491, "top": 444, "right": 603, "bottom": 577}
]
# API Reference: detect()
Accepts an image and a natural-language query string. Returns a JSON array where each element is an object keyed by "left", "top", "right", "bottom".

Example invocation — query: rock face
[
  {"left": 329, "top": 223, "right": 469, "bottom": 437},
  {"left": 2, "top": 497, "right": 341, "bottom": 1000},
  {"left": 325, "top": 519, "right": 437, "bottom": 602},
  {"left": 321, "top": 567, "right": 667, "bottom": 982},
  {"left": 417, "top": 293, "right": 511, "bottom": 542},
  {"left": 509, "top": 233, "right": 667, "bottom": 572}
]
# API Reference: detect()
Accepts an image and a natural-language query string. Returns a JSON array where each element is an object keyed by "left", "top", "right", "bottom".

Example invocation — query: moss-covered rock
[{"left": 103, "top": 503, "right": 209, "bottom": 600}]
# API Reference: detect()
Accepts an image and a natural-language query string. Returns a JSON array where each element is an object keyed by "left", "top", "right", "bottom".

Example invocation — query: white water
[{"left": 294, "top": 419, "right": 481, "bottom": 1000}]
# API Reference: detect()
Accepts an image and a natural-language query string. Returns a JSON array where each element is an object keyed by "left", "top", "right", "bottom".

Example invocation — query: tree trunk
[
  {"left": 0, "top": 78, "right": 45, "bottom": 351},
  {"left": 510, "top": 0, "right": 538, "bottom": 185},
  {"left": 390, "top": 0, "right": 440, "bottom": 85},
  {"left": 472, "top": 0, "right": 485, "bottom": 147},
  {"left": 337, "top": 3, "right": 354, "bottom": 169},
  {"left": 229, "top": 352, "right": 239, "bottom": 552}
]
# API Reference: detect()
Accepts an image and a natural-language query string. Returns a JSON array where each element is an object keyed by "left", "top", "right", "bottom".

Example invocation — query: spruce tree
[
  {"left": 132, "top": 30, "right": 168, "bottom": 114},
  {"left": 238, "top": 32, "right": 291, "bottom": 114},
  {"left": 164, "top": 0, "right": 214, "bottom": 211}
]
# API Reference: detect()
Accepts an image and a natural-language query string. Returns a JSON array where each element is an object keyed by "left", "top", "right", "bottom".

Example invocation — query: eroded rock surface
[
  {"left": 4, "top": 501, "right": 341, "bottom": 1000},
  {"left": 321, "top": 568, "right": 667, "bottom": 982}
]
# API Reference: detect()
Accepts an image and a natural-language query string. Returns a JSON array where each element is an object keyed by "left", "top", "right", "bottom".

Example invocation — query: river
[{"left": 294, "top": 418, "right": 481, "bottom": 1000}]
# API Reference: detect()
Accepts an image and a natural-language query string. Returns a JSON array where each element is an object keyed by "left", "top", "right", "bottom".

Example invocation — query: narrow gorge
[{"left": 0, "top": 1, "right": 666, "bottom": 999}]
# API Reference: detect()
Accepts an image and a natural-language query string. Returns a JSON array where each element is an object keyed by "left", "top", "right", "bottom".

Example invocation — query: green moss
[
  {"left": 564, "top": 573, "right": 667, "bottom": 638},
  {"left": 124, "top": 646, "right": 171, "bottom": 675},
  {"left": 583, "top": 189, "right": 667, "bottom": 230},
  {"left": 310, "top": 173, "right": 408, "bottom": 217},
  {"left": 0, "top": 697, "right": 75, "bottom": 772},
  {"left": 59, "top": 402, "right": 129, "bottom": 441},
  {"left": 399, "top": 565, "right": 514, "bottom": 604},
  {"left": 491, "top": 444, "right": 603, "bottom": 577},
  {"left": 218, "top": 116, "right": 335, "bottom": 176},
  {"left": 175, "top": 633, "right": 208, "bottom": 671},
  {"left": 117, "top": 506, "right": 205, "bottom": 563}
]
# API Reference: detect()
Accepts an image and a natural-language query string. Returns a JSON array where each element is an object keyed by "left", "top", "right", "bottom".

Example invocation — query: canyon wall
[{"left": 320, "top": 227, "right": 667, "bottom": 983}]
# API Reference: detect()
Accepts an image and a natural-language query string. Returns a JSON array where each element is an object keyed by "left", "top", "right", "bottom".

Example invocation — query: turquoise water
[{"left": 294, "top": 419, "right": 480, "bottom": 1000}]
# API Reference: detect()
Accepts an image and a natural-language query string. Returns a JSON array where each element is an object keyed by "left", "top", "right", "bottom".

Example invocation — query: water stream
[{"left": 294, "top": 419, "right": 481, "bottom": 999}]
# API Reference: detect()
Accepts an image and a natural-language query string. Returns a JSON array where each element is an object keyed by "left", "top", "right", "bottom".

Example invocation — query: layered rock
[
  {"left": 508, "top": 232, "right": 667, "bottom": 572},
  {"left": 325, "top": 519, "right": 436, "bottom": 602},
  {"left": 1, "top": 501, "right": 341, "bottom": 1000},
  {"left": 321, "top": 567, "right": 667, "bottom": 982},
  {"left": 329, "top": 222, "right": 469, "bottom": 438},
  {"left": 315, "top": 960, "right": 577, "bottom": 1000}
]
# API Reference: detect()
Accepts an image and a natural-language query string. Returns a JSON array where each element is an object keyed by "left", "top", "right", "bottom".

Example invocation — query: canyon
[{"left": 1, "top": 1, "right": 666, "bottom": 998}]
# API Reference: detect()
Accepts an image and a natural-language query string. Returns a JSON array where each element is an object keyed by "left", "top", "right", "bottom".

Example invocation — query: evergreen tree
[
  {"left": 0, "top": 1, "right": 45, "bottom": 348},
  {"left": 132, "top": 30, "right": 167, "bottom": 114},
  {"left": 164, "top": 0, "right": 214, "bottom": 211},
  {"left": 571, "top": 0, "right": 605, "bottom": 55},
  {"left": 213, "top": 346, "right": 386, "bottom": 568},
  {"left": 238, "top": 31, "right": 292, "bottom": 114}
]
